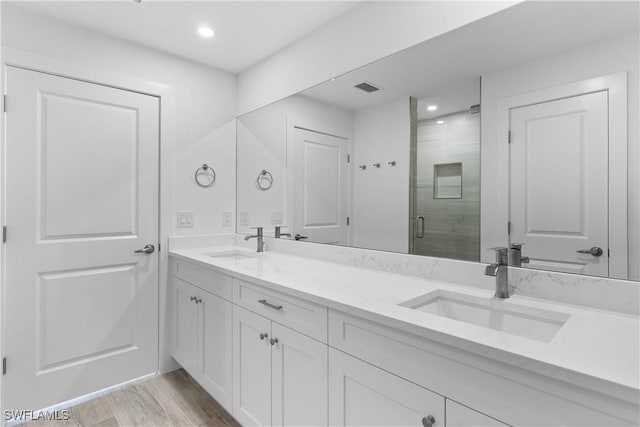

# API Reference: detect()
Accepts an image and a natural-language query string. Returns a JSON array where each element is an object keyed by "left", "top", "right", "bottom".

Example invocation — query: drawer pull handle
[
  {"left": 421, "top": 415, "right": 436, "bottom": 427},
  {"left": 270, "top": 337, "right": 279, "bottom": 346},
  {"left": 258, "top": 299, "right": 283, "bottom": 311},
  {"left": 190, "top": 296, "right": 196, "bottom": 302},
  {"left": 259, "top": 333, "right": 268, "bottom": 340},
  {"left": 196, "top": 298, "right": 202, "bottom": 304}
]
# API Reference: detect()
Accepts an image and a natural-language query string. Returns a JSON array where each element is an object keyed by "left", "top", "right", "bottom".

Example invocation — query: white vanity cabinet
[
  {"left": 170, "top": 259, "right": 233, "bottom": 411},
  {"left": 329, "top": 348, "right": 444, "bottom": 427},
  {"left": 445, "top": 400, "right": 509, "bottom": 427},
  {"left": 232, "top": 305, "right": 328, "bottom": 427}
]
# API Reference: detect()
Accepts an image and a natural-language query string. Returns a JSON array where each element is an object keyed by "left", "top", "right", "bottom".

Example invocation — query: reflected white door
[
  {"left": 293, "top": 127, "right": 349, "bottom": 244},
  {"left": 510, "top": 91, "right": 608, "bottom": 276},
  {"left": 5, "top": 66, "right": 159, "bottom": 410}
]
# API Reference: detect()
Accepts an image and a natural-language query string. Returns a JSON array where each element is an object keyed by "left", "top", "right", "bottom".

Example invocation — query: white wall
[
  {"left": 1, "top": 5, "right": 238, "bottom": 237},
  {"left": 352, "top": 97, "right": 411, "bottom": 253},
  {"left": 237, "top": 1, "right": 518, "bottom": 115},
  {"left": 236, "top": 95, "right": 352, "bottom": 235},
  {"left": 1, "top": 5, "right": 237, "bottom": 375},
  {"left": 480, "top": 33, "right": 639, "bottom": 280}
]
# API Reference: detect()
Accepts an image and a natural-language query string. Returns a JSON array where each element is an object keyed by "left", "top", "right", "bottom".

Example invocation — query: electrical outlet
[
  {"left": 222, "top": 210, "right": 233, "bottom": 227},
  {"left": 239, "top": 211, "right": 250, "bottom": 226},
  {"left": 271, "top": 210, "right": 284, "bottom": 225},
  {"left": 177, "top": 210, "right": 194, "bottom": 228}
]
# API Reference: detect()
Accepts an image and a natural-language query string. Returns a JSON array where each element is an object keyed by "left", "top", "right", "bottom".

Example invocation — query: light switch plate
[
  {"left": 239, "top": 211, "right": 250, "bottom": 226},
  {"left": 222, "top": 210, "right": 233, "bottom": 227},
  {"left": 271, "top": 210, "right": 284, "bottom": 225},
  {"left": 177, "top": 210, "right": 194, "bottom": 228}
]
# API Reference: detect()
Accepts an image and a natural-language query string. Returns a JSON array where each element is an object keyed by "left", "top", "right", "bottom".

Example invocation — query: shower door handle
[{"left": 416, "top": 216, "right": 425, "bottom": 239}]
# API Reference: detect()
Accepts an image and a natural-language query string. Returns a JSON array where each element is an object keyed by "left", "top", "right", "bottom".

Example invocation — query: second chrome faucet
[{"left": 485, "top": 247, "right": 509, "bottom": 299}]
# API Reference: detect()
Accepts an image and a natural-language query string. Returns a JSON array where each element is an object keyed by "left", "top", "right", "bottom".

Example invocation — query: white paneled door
[
  {"left": 510, "top": 91, "right": 608, "bottom": 276},
  {"left": 4, "top": 66, "right": 159, "bottom": 411},
  {"left": 294, "top": 127, "right": 349, "bottom": 244}
]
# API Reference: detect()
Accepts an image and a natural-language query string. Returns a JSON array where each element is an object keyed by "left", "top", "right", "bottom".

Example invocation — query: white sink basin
[
  {"left": 399, "top": 290, "right": 570, "bottom": 342},
  {"left": 204, "top": 250, "right": 257, "bottom": 261}
]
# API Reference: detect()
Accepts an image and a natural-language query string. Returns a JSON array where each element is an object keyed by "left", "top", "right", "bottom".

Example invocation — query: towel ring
[
  {"left": 195, "top": 164, "right": 216, "bottom": 188},
  {"left": 256, "top": 169, "right": 273, "bottom": 191}
]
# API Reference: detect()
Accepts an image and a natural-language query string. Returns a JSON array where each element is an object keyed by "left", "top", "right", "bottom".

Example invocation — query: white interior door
[
  {"left": 510, "top": 91, "right": 608, "bottom": 276},
  {"left": 4, "top": 66, "right": 159, "bottom": 411},
  {"left": 293, "top": 127, "right": 349, "bottom": 244}
]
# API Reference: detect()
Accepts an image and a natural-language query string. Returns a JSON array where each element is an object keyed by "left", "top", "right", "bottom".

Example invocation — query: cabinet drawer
[
  {"left": 234, "top": 279, "right": 327, "bottom": 343},
  {"left": 172, "top": 258, "right": 232, "bottom": 301},
  {"left": 329, "top": 310, "right": 636, "bottom": 426}
]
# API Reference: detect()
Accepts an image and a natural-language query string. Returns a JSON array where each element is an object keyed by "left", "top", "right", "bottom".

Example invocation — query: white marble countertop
[{"left": 169, "top": 245, "right": 639, "bottom": 404}]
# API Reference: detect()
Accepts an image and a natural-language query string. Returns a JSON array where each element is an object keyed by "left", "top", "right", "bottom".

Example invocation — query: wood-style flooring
[{"left": 17, "top": 369, "right": 240, "bottom": 427}]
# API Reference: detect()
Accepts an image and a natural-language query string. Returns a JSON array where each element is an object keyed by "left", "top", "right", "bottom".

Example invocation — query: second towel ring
[
  {"left": 195, "top": 164, "right": 216, "bottom": 187},
  {"left": 256, "top": 169, "right": 273, "bottom": 191}
]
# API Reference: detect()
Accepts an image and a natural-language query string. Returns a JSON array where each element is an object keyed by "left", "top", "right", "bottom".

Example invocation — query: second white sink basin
[
  {"left": 399, "top": 290, "right": 570, "bottom": 342},
  {"left": 204, "top": 250, "right": 257, "bottom": 261}
]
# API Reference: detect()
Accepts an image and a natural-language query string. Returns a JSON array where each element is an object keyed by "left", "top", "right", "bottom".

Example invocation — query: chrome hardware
[
  {"left": 486, "top": 247, "right": 509, "bottom": 299},
  {"left": 244, "top": 227, "right": 264, "bottom": 252},
  {"left": 275, "top": 226, "right": 291, "bottom": 239},
  {"left": 416, "top": 216, "right": 425, "bottom": 239},
  {"left": 134, "top": 244, "right": 155, "bottom": 254},
  {"left": 421, "top": 415, "right": 436, "bottom": 427},
  {"left": 510, "top": 243, "right": 530, "bottom": 267},
  {"left": 372, "top": 162, "right": 381, "bottom": 168},
  {"left": 270, "top": 337, "right": 279, "bottom": 346},
  {"left": 258, "top": 299, "right": 283, "bottom": 311},
  {"left": 359, "top": 165, "right": 367, "bottom": 170},
  {"left": 294, "top": 234, "right": 308, "bottom": 241},
  {"left": 196, "top": 298, "right": 202, "bottom": 304},
  {"left": 259, "top": 333, "right": 268, "bottom": 340},
  {"left": 190, "top": 296, "right": 196, "bottom": 302},
  {"left": 256, "top": 169, "right": 274, "bottom": 191},
  {"left": 194, "top": 164, "right": 216, "bottom": 188},
  {"left": 388, "top": 161, "right": 396, "bottom": 166},
  {"left": 577, "top": 246, "right": 603, "bottom": 257}
]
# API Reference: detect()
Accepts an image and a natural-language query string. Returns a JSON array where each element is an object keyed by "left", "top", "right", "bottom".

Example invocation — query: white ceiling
[
  {"left": 9, "top": 0, "right": 360, "bottom": 74},
  {"left": 300, "top": 1, "right": 639, "bottom": 120}
]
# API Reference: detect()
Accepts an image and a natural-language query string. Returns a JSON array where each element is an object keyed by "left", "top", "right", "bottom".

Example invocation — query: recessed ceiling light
[
  {"left": 427, "top": 105, "right": 438, "bottom": 111},
  {"left": 437, "top": 120, "right": 445, "bottom": 124},
  {"left": 198, "top": 27, "right": 215, "bottom": 38}
]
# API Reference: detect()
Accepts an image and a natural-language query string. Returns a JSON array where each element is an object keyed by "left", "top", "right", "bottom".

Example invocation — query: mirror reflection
[{"left": 236, "top": 1, "right": 639, "bottom": 281}]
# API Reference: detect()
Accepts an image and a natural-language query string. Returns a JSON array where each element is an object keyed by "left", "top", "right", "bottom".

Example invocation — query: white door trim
[
  {"left": 496, "top": 72, "right": 628, "bottom": 279},
  {"left": 0, "top": 47, "right": 178, "bottom": 393},
  {"left": 285, "top": 116, "right": 352, "bottom": 244}
]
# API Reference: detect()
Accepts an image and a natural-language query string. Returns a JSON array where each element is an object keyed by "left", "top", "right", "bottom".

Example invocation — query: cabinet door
[
  {"left": 172, "top": 277, "right": 199, "bottom": 375},
  {"left": 233, "top": 305, "right": 272, "bottom": 427},
  {"left": 200, "top": 289, "right": 233, "bottom": 412},
  {"left": 329, "top": 349, "right": 444, "bottom": 427},
  {"left": 272, "top": 323, "right": 328, "bottom": 427},
  {"left": 445, "top": 400, "right": 509, "bottom": 427}
]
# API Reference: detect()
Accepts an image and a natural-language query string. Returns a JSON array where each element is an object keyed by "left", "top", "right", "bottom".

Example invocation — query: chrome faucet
[
  {"left": 275, "top": 226, "right": 291, "bottom": 239},
  {"left": 244, "top": 227, "right": 264, "bottom": 252},
  {"left": 485, "top": 247, "right": 509, "bottom": 299},
  {"left": 509, "top": 243, "right": 530, "bottom": 267}
]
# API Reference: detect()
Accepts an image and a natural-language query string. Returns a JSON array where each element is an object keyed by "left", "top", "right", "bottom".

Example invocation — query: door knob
[
  {"left": 134, "top": 244, "right": 155, "bottom": 254},
  {"left": 576, "top": 247, "right": 603, "bottom": 257},
  {"left": 421, "top": 415, "right": 436, "bottom": 427}
]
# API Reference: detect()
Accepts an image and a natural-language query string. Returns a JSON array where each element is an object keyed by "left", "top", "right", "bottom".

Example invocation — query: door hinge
[
  {"left": 3, "top": 357, "right": 6, "bottom": 375},
  {"left": 347, "top": 217, "right": 350, "bottom": 226},
  {"left": 3, "top": 95, "right": 6, "bottom": 113},
  {"left": 507, "top": 221, "right": 511, "bottom": 235},
  {"left": 2, "top": 226, "right": 6, "bottom": 243},
  {"left": 508, "top": 130, "right": 512, "bottom": 143},
  {"left": 347, "top": 154, "right": 350, "bottom": 163}
]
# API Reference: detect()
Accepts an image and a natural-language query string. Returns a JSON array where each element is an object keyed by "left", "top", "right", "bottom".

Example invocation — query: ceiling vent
[{"left": 354, "top": 82, "right": 381, "bottom": 93}]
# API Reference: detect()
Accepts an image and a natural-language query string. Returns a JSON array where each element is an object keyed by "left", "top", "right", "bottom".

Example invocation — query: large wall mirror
[{"left": 237, "top": 1, "right": 639, "bottom": 281}]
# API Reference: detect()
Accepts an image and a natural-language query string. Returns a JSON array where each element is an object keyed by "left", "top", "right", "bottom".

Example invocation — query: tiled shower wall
[{"left": 414, "top": 111, "right": 480, "bottom": 261}]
